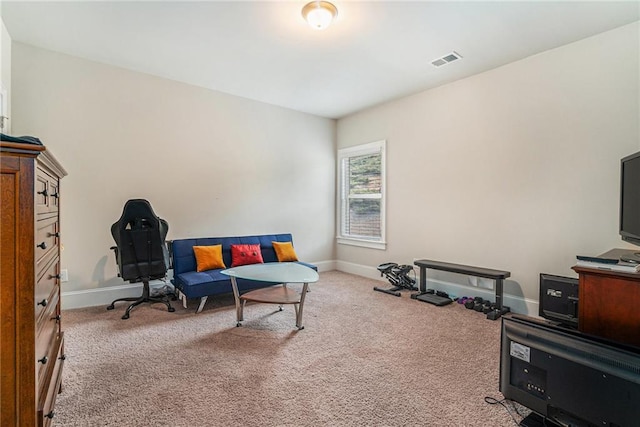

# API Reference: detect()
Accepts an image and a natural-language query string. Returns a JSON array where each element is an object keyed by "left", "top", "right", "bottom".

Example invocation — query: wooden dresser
[
  {"left": 1, "top": 140, "right": 67, "bottom": 427},
  {"left": 573, "top": 262, "right": 640, "bottom": 348}
]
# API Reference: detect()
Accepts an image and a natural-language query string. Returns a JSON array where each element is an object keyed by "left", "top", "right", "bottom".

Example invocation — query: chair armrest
[
  {"left": 110, "top": 246, "right": 120, "bottom": 277},
  {"left": 166, "top": 240, "right": 173, "bottom": 270}
]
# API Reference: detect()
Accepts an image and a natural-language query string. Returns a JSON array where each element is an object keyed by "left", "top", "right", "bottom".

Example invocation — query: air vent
[{"left": 431, "top": 51, "right": 462, "bottom": 67}]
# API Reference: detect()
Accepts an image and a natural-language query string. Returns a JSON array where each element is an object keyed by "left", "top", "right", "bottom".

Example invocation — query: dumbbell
[
  {"left": 465, "top": 297, "right": 481, "bottom": 309},
  {"left": 482, "top": 301, "right": 496, "bottom": 314},
  {"left": 473, "top": 300, "right": 486, "bottom": 312}
]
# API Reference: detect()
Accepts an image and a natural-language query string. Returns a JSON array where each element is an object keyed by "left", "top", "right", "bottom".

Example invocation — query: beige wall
[
  {"left": 1, "top": 19, "right": 10, "bottom": 133},
  {"left": 9, "top": 22, "right": 639, "bottom": 313},
  {"left": 12, "top": 43, "right": 336, "bottom": 306},
  {"left": 336, "top": 22, "right": 640, "bottom": 312}
]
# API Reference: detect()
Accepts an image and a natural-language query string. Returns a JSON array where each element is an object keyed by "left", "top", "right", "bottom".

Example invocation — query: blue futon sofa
[{"left": 170, "top": 233, "right": 317, "bottom": 313}]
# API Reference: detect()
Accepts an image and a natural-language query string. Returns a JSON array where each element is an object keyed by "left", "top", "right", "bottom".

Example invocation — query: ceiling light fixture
[{"left": 302, "top": 1, "right": 338, "bottom": 30}]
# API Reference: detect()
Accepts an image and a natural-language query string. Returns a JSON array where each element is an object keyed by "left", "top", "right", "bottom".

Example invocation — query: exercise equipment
[
  {"left": 412, "top": 288, "right": 453, "bottom": 306},
  {"left": 373, "top": 262, "right": 418, "bottom": 297}
]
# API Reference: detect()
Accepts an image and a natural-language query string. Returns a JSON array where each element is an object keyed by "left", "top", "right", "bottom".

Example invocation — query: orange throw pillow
[
  {"left": 230, "top": 244, "right": 264, "bottom": 267},
  {"left": 193, "top": 245, "right": 226, "bottom": 272},
  {"left": 272, "top": 241, "right": 299, "bottom": 262}
]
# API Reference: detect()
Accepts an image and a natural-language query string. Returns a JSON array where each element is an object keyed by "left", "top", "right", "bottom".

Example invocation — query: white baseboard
[
  {"left": 62, "top": 260, "right": 537, "bottom": 315},
  {"left": 61, "top": 279, "right": 175, "bottom": 310},
  {"left": 416, "top": 278, "right": 539, "bottom": 316},
  {"left": 313, "top": 260, "right": 337, "bottom": 272},
  {"left": 62, "top": 260, "right": 337, "bottom": 310},
  {"left": 63, "top": 283, "right": 138, "bottom": 310},
  {"left": 334, "top": 261, "right": 387, "bottom": 282},
  {"left": 335, "top": 260, "right": 538, "bottom": 316}
]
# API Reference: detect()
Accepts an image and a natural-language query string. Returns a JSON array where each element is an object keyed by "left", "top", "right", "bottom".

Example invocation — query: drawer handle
[
  {"left": 37, "top": 242, "right": 47, "bottom": 250},
  {"left": 59, "top": 354, "right": 67, "bottom": 361},
  {"left": 38, "top": 188, "right": 49, "bottom": 197},
  {"left": 38, "top": 299, "right": 48, "bottom": 307},
  {"left": 48, "top": 232, "right": 60, "bottom": 238},
  {"left": 53, "top": 315, "right": 61, "bottom": 322},
  {"left": 44, "top": 411, "right": 55, "bottom": 419},
  {"left": 51, "top": 192, "right": 59, "bottom": 199},
  {"left": 38, "top": 356, "right": 48, "bottom": 364},
  {"left": 49, "top": 273, "right": 61, "bottom": 280}
]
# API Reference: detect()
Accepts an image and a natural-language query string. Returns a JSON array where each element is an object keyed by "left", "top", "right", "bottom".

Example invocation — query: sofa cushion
[
  {"left": 193, "top": 244, "right": 226, "bottom": 272},
  {"left": 172, "top": 234, "right": 294, "bottom": 276},
  {"left": 231, "top": 244, "right": 264, "bottom": 267},
  {"left": 272, "top": 241, "right": 299, "bottom": 262},
  {"left": 174, "top": 269, "right": 229, "bottom": 299},
  {"left": 178, "top": 269, "right": 228, "bottom": 287}
]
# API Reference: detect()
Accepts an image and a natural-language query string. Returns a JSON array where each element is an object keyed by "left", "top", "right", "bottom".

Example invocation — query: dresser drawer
[
  {"left": 38, "top": 333, "right": 64, "bottom": 427},
  {"left": 35, "top": 216, "right": 59, "bottom": 271},
  {"left": 35, "top": 292, "right": 60, "bottom": 386},
  {"left": 35, "top": 257, "right": 60, "bottom": 323},
  {"left": 36, "top": 166, "right": 60, "bottom": 216}
]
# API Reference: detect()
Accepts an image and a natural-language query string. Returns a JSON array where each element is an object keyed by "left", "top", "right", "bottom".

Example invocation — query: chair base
[{"left": 107, "top": 280, "right": 176, "bottom": 319}]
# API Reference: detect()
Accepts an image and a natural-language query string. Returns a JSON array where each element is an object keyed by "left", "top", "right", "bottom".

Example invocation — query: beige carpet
[{"left": 53, "top": 271, "right": 524, "bottom": 426}]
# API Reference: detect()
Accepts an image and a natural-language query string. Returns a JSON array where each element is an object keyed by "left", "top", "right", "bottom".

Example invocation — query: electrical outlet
[
  {"left": 60, "top": 269, "right": 69, "bottom": 282},
  {"left": 478, "top": 278, "right": 493, "bottom": 289}
]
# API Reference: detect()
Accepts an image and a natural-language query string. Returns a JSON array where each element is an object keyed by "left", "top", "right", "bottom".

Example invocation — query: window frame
[{"left": 337, "top": 140, "right": 386, "bottom": 250}]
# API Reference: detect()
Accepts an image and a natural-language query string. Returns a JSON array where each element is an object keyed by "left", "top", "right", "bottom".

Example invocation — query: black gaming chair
[{"left": 107, "top": 199, "right": 175, "bottom": 319}]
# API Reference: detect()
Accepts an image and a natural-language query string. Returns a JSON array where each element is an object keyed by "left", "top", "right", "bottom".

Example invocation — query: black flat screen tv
[
  {"left": 620, "top": 150, "right": 640, "bottom": 262},
  {"left": 500, "top": 315, "right": 640, "bottom": 427}
]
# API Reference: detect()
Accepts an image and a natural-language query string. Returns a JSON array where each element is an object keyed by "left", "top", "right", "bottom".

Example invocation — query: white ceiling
[{"left": 2, "top": 1, "right": 639, "bottom": 119}]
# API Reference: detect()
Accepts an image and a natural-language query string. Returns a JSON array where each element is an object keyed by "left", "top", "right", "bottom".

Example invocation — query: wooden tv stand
[{"left": 573, "top": 255, "right": 640, "bottom": 348}]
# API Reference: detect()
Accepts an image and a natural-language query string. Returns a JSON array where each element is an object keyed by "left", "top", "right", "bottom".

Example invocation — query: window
[{"left": 337, "top": 140, "right": 386, "bottom": 249}]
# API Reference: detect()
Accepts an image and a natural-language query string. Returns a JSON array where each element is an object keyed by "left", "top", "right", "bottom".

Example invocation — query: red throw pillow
[{"left": 230, "top": 244, "right": 264, "bottom": 267}]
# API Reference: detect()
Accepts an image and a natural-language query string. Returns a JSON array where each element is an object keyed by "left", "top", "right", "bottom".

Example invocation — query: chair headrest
[
  {"left": 117, "top": 199, "right": 158, "bottom": 228},
  {"left": 111, "top": 199, "right": 168, "bottom": 244}
]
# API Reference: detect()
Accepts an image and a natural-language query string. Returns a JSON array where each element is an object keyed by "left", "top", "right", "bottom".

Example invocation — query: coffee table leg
[
  {"left": 295, "top": 282, "right": 309, "bottom": 330},
  {"left": 230, "top": 277, "right": 243, "bottom": 326}
]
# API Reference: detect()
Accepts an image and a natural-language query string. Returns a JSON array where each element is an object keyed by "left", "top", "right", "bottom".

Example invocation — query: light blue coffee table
[{"left": 221, "top": 262, "right": 319, "bottom": 329}]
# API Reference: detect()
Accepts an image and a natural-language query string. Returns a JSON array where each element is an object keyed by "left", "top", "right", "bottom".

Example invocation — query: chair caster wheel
[
  {"left": 106, "top": 305, "right": 114, "bottom": 310},
  {"left": 121, "top": 313, "right": 130, "bottom": 320},
  {"left": 168, "top": 307, "right": 175, "bottom": 312},
  {"left": 236, "top": 322, "right": 241, "bottom": 327}
]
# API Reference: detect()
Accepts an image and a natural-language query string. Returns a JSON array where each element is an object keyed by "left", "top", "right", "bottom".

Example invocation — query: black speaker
[{"left": 539, "top": 273, "right": 579, "bottom": 328}]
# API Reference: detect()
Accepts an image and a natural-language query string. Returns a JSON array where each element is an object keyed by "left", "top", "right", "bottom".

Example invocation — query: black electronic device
[
  {"left": 620, "top": 150, "right": 640, "bottom": 262},
  {"left": 575, "top": 255, "right": 618, "bottom": 264},
  {"left": 500, "top": 315, "right": 640, "bottom": 427},
  {"left": 538, "top": 273, "right": 578, "bottom": 329}
]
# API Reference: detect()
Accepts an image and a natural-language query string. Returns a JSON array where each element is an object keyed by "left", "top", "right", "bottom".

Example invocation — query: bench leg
[{"left": 196, "top": 296, "right": 208, "bottom": 314}]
